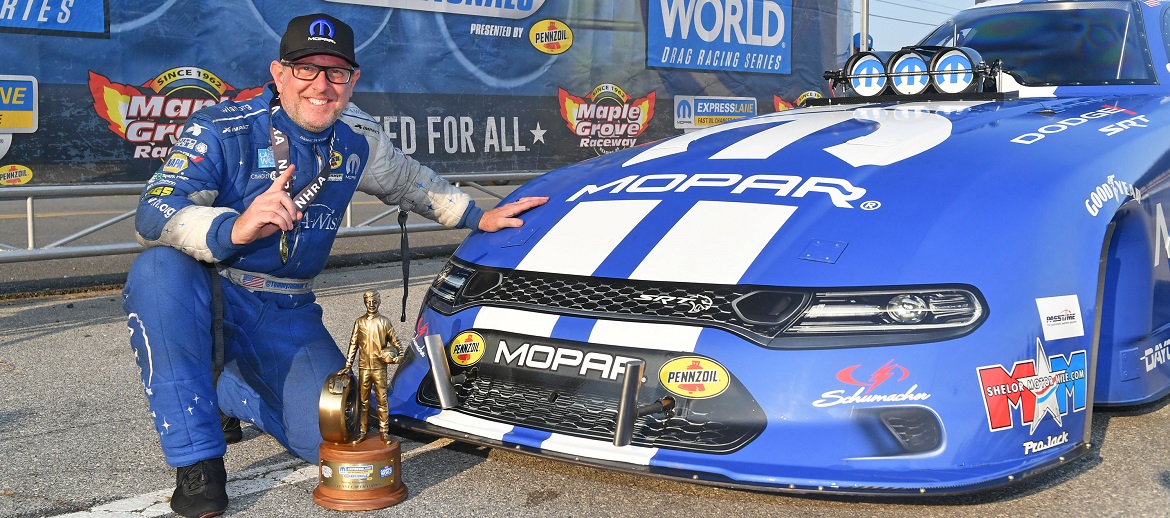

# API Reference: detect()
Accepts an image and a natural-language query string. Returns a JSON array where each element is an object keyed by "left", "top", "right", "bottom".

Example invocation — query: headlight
[{"left": 784, "top": 287, "right": 985, "bottom": 344}]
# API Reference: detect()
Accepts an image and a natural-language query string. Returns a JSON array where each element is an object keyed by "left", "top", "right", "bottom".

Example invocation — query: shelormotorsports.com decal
[{"left": 977, "top": 339, "right": 1087, "bottom": 434}]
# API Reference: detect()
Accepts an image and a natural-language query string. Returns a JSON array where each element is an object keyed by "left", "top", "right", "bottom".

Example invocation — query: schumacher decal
[{"left": 812, "top": 360, "right": 932, "bottom": 408}]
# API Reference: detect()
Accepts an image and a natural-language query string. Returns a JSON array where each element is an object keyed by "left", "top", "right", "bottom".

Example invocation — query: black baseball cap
[{"left": 280, "top": 13, "right": 358, "bottom": 67}]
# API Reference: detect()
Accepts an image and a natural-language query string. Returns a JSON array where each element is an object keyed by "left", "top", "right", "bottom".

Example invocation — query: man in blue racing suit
[{"left": 121, "top": 13, "right": 546, "bottom": 517}]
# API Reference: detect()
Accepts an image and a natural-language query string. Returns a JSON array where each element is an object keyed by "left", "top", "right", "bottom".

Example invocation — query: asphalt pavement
[{"left": 2, "top": 258, "right": 1170, "bottom": 517}]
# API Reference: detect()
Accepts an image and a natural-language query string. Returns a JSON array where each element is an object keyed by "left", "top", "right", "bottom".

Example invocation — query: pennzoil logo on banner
[
  {"left": 0, "top": 164, "right": 32, "bottom": 186},
  {"left": 450, "top": 331, "right": 486, "bottom": 366},
  {"left": 529, "top": 19, "right": 572, "bottom": 54},
  {"left": 558, "top": 83, "right": 655, "bottom": 156},
  {"left": 87, "top": 67, "right": 263, "bottom": 160},
  {"left": 659, "top": 356, "right": 729, "bottom": 399}
]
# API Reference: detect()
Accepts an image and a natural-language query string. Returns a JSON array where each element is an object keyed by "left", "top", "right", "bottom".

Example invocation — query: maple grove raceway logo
[
  {"left": 977, "top": 339, "right": 1087, "bottom": 434},
  {"left": 88, "top": 67, "right": 263, "bottom": 159},
  {"left": 558, "top": 83, "right": 655, "bottom": 156}
]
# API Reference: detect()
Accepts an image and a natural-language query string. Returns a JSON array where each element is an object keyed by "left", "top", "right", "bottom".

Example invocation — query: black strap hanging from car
[{"left": 398, "top": 209, "right": 409, "bottom": 323}]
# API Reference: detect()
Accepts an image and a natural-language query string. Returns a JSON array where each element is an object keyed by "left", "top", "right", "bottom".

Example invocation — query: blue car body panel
[{"left": 387, "top": 0, "right": 1170, "bottom": 494}]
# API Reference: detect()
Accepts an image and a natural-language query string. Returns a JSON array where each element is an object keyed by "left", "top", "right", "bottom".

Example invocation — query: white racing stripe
[
  {"left": 589, "top": 320, "right": 702, "bottom": 352},
  {"left": 539, "top": 432, "right": 658, "bottom": 465},
  {"left": 473, "top": 306, "right": 560, "bottom": 337},
  {"left": 517, "top": 199, "right": 659, "bottom": 275},
  {"left": 631, "top": 201, "right": 797, "bottom": 284},
  {"left": 425, "top": 410, "right": 514, "bottom": 441}
]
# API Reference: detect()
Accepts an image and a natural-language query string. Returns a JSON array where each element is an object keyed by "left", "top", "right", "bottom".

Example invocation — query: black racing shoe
[
  {"left": 171, "top": 457, "right": 228, "bottom": 518},
  {"left": 221, "top": 413, "right": 242, "bottom": 444}
]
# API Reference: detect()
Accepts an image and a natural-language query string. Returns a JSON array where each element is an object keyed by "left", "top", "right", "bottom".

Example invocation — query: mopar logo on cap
[
  {"left": 933, "top": 50, "right": 975, "bottom": 94},
  {"left": 309, "top": 18, "right": 335, "bottom": 40},
  {"left": 659, "top": 356, "right": 730, "bottom": 399},
  {"left": 890, "top": 52, "right": 929, "bottom": 95}
]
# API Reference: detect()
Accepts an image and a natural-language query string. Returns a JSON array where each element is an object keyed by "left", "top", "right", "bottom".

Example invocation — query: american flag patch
[
  {"left": 1145, "top": 0, "right": 1160, "bottom": 7},
  {"left": 241, "top": 275, "right": 266, "bottom": 289}
]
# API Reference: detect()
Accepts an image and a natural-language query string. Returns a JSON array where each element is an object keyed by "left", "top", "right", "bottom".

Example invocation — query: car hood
[{"left": 460, "top": 94, "right": 1162, "bottom": 288}]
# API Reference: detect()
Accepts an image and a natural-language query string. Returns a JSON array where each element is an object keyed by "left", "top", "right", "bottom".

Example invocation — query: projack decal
[
  {"left": 977, "top": 339, "right": 1087, "bottom": 434},
  {"left": 558, "top": 83, "right": 655, "bottom": 156},
  {"left": 87, "top": 68, "right": 262, "bottom": 159},
  {"left": 812, "top": 359, "right": 931, "bottom": 408}
]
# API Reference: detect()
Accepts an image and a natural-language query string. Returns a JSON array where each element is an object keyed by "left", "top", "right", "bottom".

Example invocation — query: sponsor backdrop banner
[{"left": 0, "top": 0, "right": 846, "bottom": 184}]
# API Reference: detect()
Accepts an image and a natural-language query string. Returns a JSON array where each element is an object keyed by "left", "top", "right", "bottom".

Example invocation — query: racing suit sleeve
[
  {"left": 133, "top": 117, "right": 243, "bottom": 263},
  {"left": 355, "top": 114, "right": 484, "bottom": 230}
]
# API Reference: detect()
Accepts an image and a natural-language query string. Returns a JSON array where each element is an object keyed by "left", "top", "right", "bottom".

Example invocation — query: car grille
[
  {"left": 428, "top": 266, "right": 807, "bottom": 345},
  {"left": 417, "top": 373, "right": 765, "bottom": 454}
]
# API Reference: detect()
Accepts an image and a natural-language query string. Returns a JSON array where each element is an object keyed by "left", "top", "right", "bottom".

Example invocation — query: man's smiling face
[{"left": 269, "top": 54, "right": 360, "bottom": 133}]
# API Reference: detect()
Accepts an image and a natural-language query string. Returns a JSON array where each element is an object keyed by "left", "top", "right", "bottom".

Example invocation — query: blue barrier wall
[{"left": 0, "top": 0, "right": 847, "bottom": 184}]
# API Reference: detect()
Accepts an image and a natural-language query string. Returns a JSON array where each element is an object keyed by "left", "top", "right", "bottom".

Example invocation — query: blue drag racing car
[{"left": 385, "top": 0, "right": 1170, "bottom": 494}]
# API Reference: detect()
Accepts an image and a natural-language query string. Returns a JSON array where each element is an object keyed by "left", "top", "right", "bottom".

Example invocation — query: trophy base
[{"left": 313, "top": 436, "right": 407, "bottom": 511}]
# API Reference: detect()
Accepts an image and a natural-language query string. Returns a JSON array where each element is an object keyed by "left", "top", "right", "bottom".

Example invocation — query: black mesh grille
[
  {"left": 417, "top": 373, "right": 764, "bottom": 454},
  {"left": 428, "top": 263, "right": 806, "bottom": 345},
  {"left": 414, "top": 331, "right": 767, "bottom": 454}
]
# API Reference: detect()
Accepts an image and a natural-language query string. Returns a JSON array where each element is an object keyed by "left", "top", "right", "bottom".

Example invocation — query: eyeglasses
[{"left": 281, "top": 61, "right": 354, "bottom": 84}]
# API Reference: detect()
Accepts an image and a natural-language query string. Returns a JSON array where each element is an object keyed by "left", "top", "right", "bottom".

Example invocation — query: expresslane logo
[{"left": 324, "top": 0, "right": 546, "bottom": 19}]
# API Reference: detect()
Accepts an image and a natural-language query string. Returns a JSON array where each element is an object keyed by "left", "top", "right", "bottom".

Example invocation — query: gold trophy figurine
[
  {"left": 341, "top": 289, "right": 404, "bottom": 443},
  {"left": 313, "top": 289, "right": 407, "bottom": 510}
]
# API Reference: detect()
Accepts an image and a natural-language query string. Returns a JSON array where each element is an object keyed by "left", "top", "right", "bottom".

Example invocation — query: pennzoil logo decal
[
  {"left": 659, "top": 356, "right": 729, "bottom": 399},
  {"left": 529, "top": 19, "right": 572, "bottom": 55},
  {"left": 450, "top": 331, "right": 486, "bottom": 366},
  {"left": 558, "top": 83, "right": 655, "bottom": 156},
  {"left": 87, "top": 67, "right": 263, "bottom": 160},
  {"left": 0, "top": 164, "right": 32, "bottom": 186}
]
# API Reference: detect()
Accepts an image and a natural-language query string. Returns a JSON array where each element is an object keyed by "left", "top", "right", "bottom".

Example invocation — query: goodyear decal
[
  {"left": 87, "top": 67, "right": 262, "bottom": 160},
  {"left": 0, "top": 164, "right": 32, "bottom": 186},
  {"left": 659, "top": 356, "right": 730, "bottom": 399},
  {"left": 558, "top": 83, "right": 655, "bottom": 156},
  {"left": 450, "top": 331, "right": 486, "bottom": 366},
  {"left": 323, "top": 0, "right": 547, "bottom": 20},
  {"left": 529, "top": 19, "right": 572, "bottom": 55},
  {"left": 0, "top": 75, "right": 37, "bottom": 133}
]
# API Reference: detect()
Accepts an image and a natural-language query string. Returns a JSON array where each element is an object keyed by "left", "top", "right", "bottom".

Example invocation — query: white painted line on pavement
[{"left": 52, "top": 438, "right": 456, "bottom": 516}]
